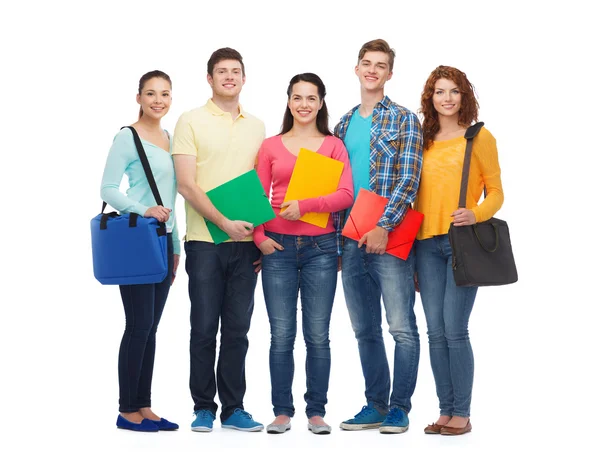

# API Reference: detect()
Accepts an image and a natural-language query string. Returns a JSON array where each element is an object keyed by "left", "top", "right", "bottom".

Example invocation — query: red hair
[{"left": 420, "top": 66, "right": 479, "bottom": 150}]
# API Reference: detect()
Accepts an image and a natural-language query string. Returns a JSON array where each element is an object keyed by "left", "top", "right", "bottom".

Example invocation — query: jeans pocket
[{"left": 314, "top": 234, "right": 337, "bottom": 255}]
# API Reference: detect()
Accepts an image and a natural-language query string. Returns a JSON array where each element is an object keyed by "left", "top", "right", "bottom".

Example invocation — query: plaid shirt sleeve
[
  {"left": 378, "top": 111, "right": 423, "bottom": 230},
  {"left": 333, "top": 118, "right": 351, "bottom": 256}
]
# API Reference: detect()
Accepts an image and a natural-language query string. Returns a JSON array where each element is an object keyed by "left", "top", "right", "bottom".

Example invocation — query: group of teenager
[{"left": 100, "top": 38, "right": 505, "bottom": 437}]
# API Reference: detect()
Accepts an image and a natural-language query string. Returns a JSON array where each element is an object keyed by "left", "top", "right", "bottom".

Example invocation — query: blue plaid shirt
[{"left": 332, "top": 95, "right": 423, "bottom": 254}]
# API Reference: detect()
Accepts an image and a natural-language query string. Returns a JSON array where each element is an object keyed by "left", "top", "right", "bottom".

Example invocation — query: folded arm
[
  {"left": 378, "top": 113, "right": 423, "bottom": 231},
  {"left": 174, "top": 155, "right": 253, "bottom": 241}
]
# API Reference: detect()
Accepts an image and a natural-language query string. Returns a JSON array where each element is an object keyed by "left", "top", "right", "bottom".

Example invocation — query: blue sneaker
[
  {"left": 340, "top": 404, "right": 386, "bottom": 430},
  {"left": 379, "top": 407, "right": 409, "bottom": 434},
  {"left": 221, "top": 408, "right": 264, "bottom": 432},
  {"left": 191, "top": 410, "right": 216, "bottom": 432}
]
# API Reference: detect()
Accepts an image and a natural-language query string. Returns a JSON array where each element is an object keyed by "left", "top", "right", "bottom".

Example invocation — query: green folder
[{"left": 205, "top": 169, "right": 276, "bottom": 244}]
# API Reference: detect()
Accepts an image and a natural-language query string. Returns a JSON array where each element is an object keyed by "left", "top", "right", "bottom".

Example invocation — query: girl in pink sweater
[{"left": 254, "top": 73, "right": 353, "bottom": 435}]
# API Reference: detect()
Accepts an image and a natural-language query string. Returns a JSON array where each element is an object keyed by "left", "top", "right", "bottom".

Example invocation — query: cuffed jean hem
[
  {"left": 307, "top": 412, "right": 326, "bottom": 419},
  {"left": 441, "top": 410, "right": 470, "bottom": 418},
  {"left": 273, "top": 410, "right": 295, "bottom": 418},
  {"left": 369, "top": 401, "right": 389, "bottom": 416}
]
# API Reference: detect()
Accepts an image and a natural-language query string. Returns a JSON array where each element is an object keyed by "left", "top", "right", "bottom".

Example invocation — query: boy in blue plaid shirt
[{"left": 335, "top": 39, "right": 423, "bottom": 434}]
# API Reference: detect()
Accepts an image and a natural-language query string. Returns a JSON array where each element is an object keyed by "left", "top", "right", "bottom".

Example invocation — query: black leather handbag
[{"left": 448, "top": 122, "right": 518, "bottom": 287}]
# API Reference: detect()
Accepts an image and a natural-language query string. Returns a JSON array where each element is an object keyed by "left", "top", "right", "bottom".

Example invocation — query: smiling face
[
  {"left": 355, "top": 51, "right": 393, "bottom": 92},
  {"left": 287, "top": 81, "right": 323, "bottom": 126},
  {"left": 136, "top": 77, "right": 172, "bottom": 119},
  {"left": 432, "top": 78, "right": 462, "bottom": 119},
  {"left": 207, "top": 58, "right": 245, "bottom": 100}
]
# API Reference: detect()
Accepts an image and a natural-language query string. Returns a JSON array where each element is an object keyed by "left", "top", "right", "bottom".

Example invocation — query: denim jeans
[
  {"left": 341, "top": 238, "right": 419, "bottom": 414},
  {"left": 415, "top": 235, "right": 477, "bottom": 417},
  {"left": 261, "top": 232, "right": 338, "bottom": 418},
  {"left": 118, "top": 234, "right": 173, "bottom": 413},
  {"left": 185, "top": 240, "right": 260, "bottom": 422}
]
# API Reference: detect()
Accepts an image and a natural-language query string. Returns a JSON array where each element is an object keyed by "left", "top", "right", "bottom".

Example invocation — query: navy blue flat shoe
[
  {"left": 150, "top": 417, "right": 179, "bottom": 431},
  {"left": 116, "top": 414, "right": 159, "bottom": 432}
]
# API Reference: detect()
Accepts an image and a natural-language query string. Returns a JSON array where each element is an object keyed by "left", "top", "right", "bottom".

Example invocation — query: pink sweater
[{"left": 253, "top": 135, "right": 354, "bottom": 247}]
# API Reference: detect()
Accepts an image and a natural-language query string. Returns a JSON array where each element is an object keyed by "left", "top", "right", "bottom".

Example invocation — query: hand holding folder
[
  {"left": 283, "top": 148, "right": 344, "bottom": 228},
  {"left": 342, "top": 188, "right": 424, "bottom": 260},
  {"left": 205, "top": 169, "right": 276, "bottom": 244}
]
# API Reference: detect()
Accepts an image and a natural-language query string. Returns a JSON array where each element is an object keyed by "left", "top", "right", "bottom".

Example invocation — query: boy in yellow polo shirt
[{"left": 172, "top": 47, "right": 265, "bottom": 433}]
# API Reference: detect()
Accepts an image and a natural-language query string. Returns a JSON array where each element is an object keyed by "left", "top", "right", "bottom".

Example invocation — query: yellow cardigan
[{"left": 414, "top": 127, "right": 504, "bottom": 240}]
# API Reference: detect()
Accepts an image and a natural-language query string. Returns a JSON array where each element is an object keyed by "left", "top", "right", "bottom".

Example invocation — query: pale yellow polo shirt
[{"left": 172, "top": 99, "right": 265, "bottom": 243}]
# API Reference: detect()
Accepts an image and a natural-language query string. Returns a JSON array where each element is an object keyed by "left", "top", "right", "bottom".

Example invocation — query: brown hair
[
  {"left": 137, "top": 70, "right": 172, "bottom": 119},
  {"left": 357, "top": 39, "right": 396, "bottom": 72},
  {"left": 207, "top": 47, "right": 245, "bottom": 76},
  {"left": 420, "top": 65, "right": 479, "bottom": 150}
]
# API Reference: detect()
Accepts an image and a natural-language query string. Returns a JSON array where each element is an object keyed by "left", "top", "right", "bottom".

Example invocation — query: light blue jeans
[
  {"left": 415, "top": 235, "right": 478, "bottom": 417},
  {"left": 261, "top": 232, "right": 338, "bottom": 418},
  {"left": 341, "top": 238, "right": 420, "bottom": 414}
]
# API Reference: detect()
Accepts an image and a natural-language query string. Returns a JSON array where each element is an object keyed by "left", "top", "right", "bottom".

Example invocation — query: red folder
[{"left": 342, "top": 188, "right": 424, "bottom": 260}]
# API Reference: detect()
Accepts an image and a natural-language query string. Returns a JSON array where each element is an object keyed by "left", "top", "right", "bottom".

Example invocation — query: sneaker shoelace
[
  {"left": 354, "top": 406, "right": 377, "bottom": 419},
  {"left": 235, "top": 409, "right": 254, "bottom": 420},
  {"left": 385, "top": 408, "right": 404, "bottom": 424},
  {"left": 195, "top": 410, "right": 214, "bottom": 420}
]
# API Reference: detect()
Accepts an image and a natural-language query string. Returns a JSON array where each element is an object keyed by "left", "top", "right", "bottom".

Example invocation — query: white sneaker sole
[
  {"left": 191, "top": 426, "right": 213, "bottom": 432},
  {"left": 339, "top": 422, "right": 382, "bottom": 430},
  {"left": 379, "top": 424, "right": 409, "bottom": 434},
  {"left": 221, "top": 424, "right": 264, "bottom": 432}
]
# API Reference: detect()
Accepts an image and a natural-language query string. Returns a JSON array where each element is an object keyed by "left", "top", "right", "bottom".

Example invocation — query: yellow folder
[{"left": 283, "top": 148, "right": 344, "bottom": 228}]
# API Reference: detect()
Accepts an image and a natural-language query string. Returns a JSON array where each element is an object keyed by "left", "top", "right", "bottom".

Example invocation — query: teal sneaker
[
  {"left": 222, "top": 408, "right": 264, "bottom": 432},
  {"left": 340, "top": 404, "right": 386, "bottom": 430},
  {"left": 191, "top": 409, "right": 216, "bottom": 432},
  {"left": 379, "top": 407, "right": 409, "bottom": 434}
]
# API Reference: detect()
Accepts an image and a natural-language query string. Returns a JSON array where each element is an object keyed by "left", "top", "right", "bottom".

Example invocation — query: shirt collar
[
  {"left": 347, "top": 95, "right": 392, "bottom": 118},
  {"left": 378, "top": 95, "right": 392, "bottom": 109},
  {"left": 206, "top": 98, "right": 246, "bottom": 119}
]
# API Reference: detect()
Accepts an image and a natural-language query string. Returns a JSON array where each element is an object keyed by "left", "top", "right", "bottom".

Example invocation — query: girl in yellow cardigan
[{"left": 414, "top": 66, "right": 504, "bottom": 436}]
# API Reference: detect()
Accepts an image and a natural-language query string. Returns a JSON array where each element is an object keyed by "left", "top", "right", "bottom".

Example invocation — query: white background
[{"left": 1, "top": 0, "right": 598, "bottom": 453}]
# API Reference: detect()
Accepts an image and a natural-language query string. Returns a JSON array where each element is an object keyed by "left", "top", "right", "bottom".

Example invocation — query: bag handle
[
  {"left": 473, "top": 222, "right": 499, "bottom": 252},
  {"left": 101, "top": 126, "right": 165, "bottom": 213},
  {"left": 458, "top": 122, "right": 485, "bottom": 208}
]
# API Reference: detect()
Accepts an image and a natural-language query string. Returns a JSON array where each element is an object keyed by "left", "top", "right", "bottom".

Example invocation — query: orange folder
[
  {"left": 283, "top": 148, "right": 344, "bottom": 228},
  {"left": 342, "top": 188, "right": 424, "bottom": 260}
]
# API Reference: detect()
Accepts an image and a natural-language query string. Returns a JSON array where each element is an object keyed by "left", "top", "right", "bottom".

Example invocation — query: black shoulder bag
[{"left": 448, "top": 122, "right": 518, "bottom": 287}]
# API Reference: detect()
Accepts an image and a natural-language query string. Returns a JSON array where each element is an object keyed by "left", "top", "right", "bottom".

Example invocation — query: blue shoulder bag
[{"left": 91, "top": 126, "right": 168, "bottom": 285}]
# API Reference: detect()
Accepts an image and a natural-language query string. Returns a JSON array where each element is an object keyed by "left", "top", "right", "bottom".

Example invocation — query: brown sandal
[
  {"left": 424, "top": 423, "right": 444, "bottom": 434},
  {"left": 440, "top": 419, "right": 472, "bottom": 436}
]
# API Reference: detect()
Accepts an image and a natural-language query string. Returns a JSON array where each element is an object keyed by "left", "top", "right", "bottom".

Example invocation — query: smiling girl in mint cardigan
[{"left": 100, "top": 70, "right": 180, "bottom": 433}]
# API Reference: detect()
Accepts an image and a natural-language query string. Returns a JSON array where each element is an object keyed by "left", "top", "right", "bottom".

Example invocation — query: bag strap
[
  {"left": 458, "top": 121, "right": 485, "bottom": 208},
  {"left": 101, "top": 126, "right": 164, "bottom": 213}
]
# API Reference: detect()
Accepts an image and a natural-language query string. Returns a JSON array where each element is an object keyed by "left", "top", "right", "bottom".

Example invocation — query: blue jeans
[
  {"left": 261, "top": 232, "right": 338, "bottom": 418},
  {"left": 185, "top": 240, "right": 261, "bottom": 422},
  {"left": 341, "top": 238, "right": 419, "bottom": 414},
  {"left": 118, "top": 234, "right": 173, "bottom": 413},
  {"left": 415, "top": 235, "right": 477, "bottom": 417}
]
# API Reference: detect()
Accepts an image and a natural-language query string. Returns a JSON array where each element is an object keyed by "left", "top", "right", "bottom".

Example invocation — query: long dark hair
[
  {"left": 138, "top": 70, "right": 172, "bottom": 119},
  {"left": 280, "top": 73, "right": 331, "bottom": 136}
]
